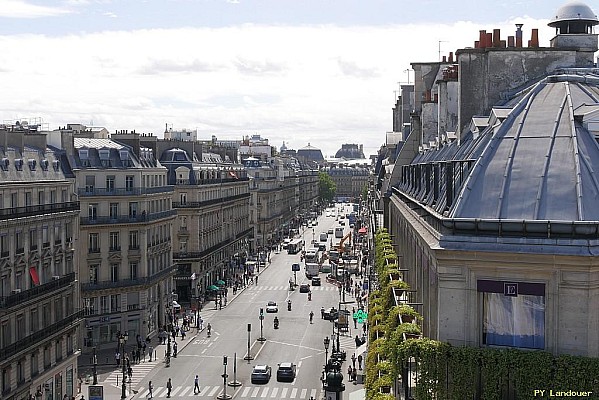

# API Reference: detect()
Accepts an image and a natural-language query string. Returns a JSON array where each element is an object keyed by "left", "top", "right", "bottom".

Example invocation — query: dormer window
[
  {"left": 119, "top": 150, "right": 130, "bottom": 167},
  {"left": 28, "top": 159, "right": 36, "bottom": 170},
  {"left": 99, "top": 150, "right": 110, "bottom": 167},
  {"left": 0, "top": 158, "right": 8, "bottom": 171},
  {"left": 79, "top": 149, "right": 88, "bottom": 159},
  {"left": 40, "top": 159, "right": 49, "bottom": 171},
  {"left": 15, "top": 159, "right": 23, "bottom": 171},
  {"left": 52, "top": 160, "right": 60, "bottom": 171}
]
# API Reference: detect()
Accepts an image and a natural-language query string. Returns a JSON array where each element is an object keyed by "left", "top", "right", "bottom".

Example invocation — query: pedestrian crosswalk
[
  {"left": 136, "top": 385, "right": 321, "bottom": 399},
  {"left": 245, "top": 285, "right": 347, "bottom": 291},
  {"left": 103, "top": 359, "right": 161, "bottom": 388}
]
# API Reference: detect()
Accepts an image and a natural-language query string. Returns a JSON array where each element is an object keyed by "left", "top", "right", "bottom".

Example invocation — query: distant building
[
  {"left": 297, "top": 143, "right": 324, "bottom": 163},
  {"left": 326, "top": 165, "right": 369, "bottom": 202},
  {"left": 164, "top": 124, "right": 197, "bottom": 141},
  {"left": 335, "top": 144, "right": 365, "bottom": 159}
]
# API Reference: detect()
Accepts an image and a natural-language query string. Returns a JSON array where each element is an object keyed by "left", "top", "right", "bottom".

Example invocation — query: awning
[
  {"left": 29, "top": 267, "right": 40, "bottom": 286},
  {"left": 358, "top": 227, "right": 367, "bottom": 234}
]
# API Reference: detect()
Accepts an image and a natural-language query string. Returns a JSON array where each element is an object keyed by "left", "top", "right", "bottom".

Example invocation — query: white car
[{"left": 266, "top": 301, "right": 278, "bottom": 313}]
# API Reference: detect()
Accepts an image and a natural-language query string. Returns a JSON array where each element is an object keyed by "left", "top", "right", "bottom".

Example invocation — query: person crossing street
[
  {"left": 166, "top": 378, "right": 172, "bottom": 398},
  {"left": 194, "top": 374, "right": 200, "bottom": 394}
]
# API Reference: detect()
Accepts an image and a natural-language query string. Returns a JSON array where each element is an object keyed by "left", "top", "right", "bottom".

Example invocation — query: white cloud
[
  {"left": 103, "top": 11, "right": 117, "bottom": 18},
  {"left": 0, "top": 19, "right": 554, "bottom": 156},
  {"left": 0, "top": 0, "right": 71, "bottom": 18}
]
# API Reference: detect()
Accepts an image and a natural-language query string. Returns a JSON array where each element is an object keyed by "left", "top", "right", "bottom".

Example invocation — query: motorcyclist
[
  {"left": 207, "top": 323, "right": 212, "bottom": 337},
  {"left": 287, "top": 300, "right": 292, "bottom": 311},
  {"left": 274, "top": 316, "right": 279, "bottom": 329}
]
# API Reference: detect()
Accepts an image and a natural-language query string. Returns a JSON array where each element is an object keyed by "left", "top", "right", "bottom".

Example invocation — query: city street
[{"left": 95, "top": 206, "right": 365, "bottom": 399}]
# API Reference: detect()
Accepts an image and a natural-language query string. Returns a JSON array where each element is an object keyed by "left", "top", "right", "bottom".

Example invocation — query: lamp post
[
  {"left": 92, "top": 346, "right": 98, "bottom": 385},
  {"left": 258, "top": 308, "right": 265, "bottom": 342},
  {"left": 216, "top": 355, "right": 231, "bottom": 400},
  {"left": 119, "top": 332, "right": 129, "bottom": 399},
  {"left": 323, "top": 337, "right": 330, "bottom": 366}
]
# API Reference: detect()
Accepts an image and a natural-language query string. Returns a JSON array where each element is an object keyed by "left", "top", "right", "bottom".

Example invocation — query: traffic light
[{"left": 260, "top": 308, "right": 264, "bottom": 316}]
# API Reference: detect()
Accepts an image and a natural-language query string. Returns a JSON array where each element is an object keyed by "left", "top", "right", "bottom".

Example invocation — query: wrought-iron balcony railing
[
  {"left": 77, "top": 186, "right": 174, "bottom": 197},
  {"left": 0, "top": 310, "right": 83, "bottom": 360},
  {"left": 0, "top": 273, "right": 76, "bottom": 309},
  {"left": 172, "top": 192, "right": 250, "bottom": 209},
  {"left": 0, "top": 201, "right": 79, "bottom": 222},
  {"left": 81, "top": 265, "right": 176, "bottom": 291},
  {"left": 80, "top": 209, "right": 176, "bottom": 226},
  {"left": 173, "top": 227, "right": 253, "bottom": 260}
]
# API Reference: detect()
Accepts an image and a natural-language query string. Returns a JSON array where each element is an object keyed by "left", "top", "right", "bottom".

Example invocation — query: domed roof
[{"left": 549, "top": 1, "right": 598, "bottom": 27}]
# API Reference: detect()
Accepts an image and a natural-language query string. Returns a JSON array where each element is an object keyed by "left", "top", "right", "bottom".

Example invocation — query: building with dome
[
  {"left": 334, "top": 143, "right": 365, "bottom": 159},
  {"left": 376, "top": 0, "right": 599, "bottom": 358},
  {"left": 297, "top": 143, "right": 324, "bottom": 164}
]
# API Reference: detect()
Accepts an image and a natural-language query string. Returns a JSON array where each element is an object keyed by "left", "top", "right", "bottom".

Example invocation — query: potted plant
[
  {"left": 373, "top": 374, "right": 394, "bottom": 394},
  {"left": 397, "top": 304, "right": 422, "bottom": 324},
  {"left": 389, "top": 279, "right": 410, "bottom": 297},
  {"left": 397, "top": 322, "right": 422, "bottom": 340}
]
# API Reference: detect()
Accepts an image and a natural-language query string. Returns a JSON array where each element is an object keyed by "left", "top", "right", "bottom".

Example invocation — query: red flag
[
  {"left": 29, "top": 267, "right": 40, "bottom": 286},
  {"left": 229, "top": 170, "right": 238, "bottom": 179}
]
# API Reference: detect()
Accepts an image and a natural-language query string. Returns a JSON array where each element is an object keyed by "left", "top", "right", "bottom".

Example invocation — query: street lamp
[
  {"left": 92, "top": 346, "right": 98, "bottom": 385},
  {"left": 323, "top": 337, "right": 330, "bottom": 366},
  {"left": 258, "top": 308, "right": 265, "bottom": 342},
  {"left": 119, "top": 332, "right": 129, "bottom": 399},
  {"left": 217, "top": 355, "right": 231, "bottom": 400}
]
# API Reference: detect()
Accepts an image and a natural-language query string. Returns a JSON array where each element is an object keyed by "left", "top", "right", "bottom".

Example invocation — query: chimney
[
  {"left": 516, "top": 24, "right": 524, "bottom": 47},
  {"left": 475, "top": 40, "right": 480, "bottom": 48},
  {"left": 508, "top": 36, "right": 515, "bottom": 47},
  {"left": 486, "top": 33, "right": 493, "bottom": 49},
  {"left": 479, "top": 30, "right": 487, "bottom": 48},
  {"left": 530, "top": 28, "right": 539, "bottom": 47},
  {"left": 448, "top": 52, "right": 453, "bottom": 63},
  {"left": 442, "top": 55, "right": 447, "bottom": 62},
  {"left": 493, "top": 29, "right": 501, "bottom": 47}
]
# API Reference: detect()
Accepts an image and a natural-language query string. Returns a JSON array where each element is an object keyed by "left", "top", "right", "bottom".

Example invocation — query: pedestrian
[
  {"left": 362, "top": 322, "right": 367, "bottom": 334},
  {"left": 351, "top": 367, "right": 357, "bottom": 383},
  {"left": 181, "top": 329, "right": 186, "bottom": 340},
  {"left": 355, "top": 335, "right": 361, "bottom": 347},
  {"left": 321, "top": 307, "right": 325, "bottom": 319},
  {"left": 115, "top": 351, "right": 120, "bottom": 366},
  {"left": 194, "top": 374, "right": 200, "bottom": 394},
  {"left": 127, "top": 365, "right": 133, "bottom": 381},
  {"left": 148, "top": 345, "right": 153, "bottom": 362},
  {"left": 351, "top": 354, "right": 356, "bottom": 369},
  {"left": 199, "top": 318, "right": 204, "bottom": 330},
  {"left": 166, "top": 378, "right": 172, "bottom": 398},
  {"left": 148, "top": 381, "right": 153, "bottom": 399},
  {"left": 347, "top": 365, "right": 353, "bottom": 381},
  {"left": 357, "top": 354, "right": 363, "bottom": 370}
]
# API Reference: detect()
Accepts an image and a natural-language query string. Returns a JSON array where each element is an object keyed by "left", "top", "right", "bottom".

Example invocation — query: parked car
[
  {"left": 311, "top": 276, "right": 321, "bottom": 286},
  {"left": 323, "top": 307, "right": 338, "bottom": 320},
  {"left": 299, "top": 283, "right": 311, "bottom": 293},
  {"left": 276, "top": 362, "right": 297, "bottom": 382},
  {"left": 327, "top": 228, "right": 334, "bottom": 235},
  {"left": 251, "top": 365, "right": 272, "bottom": 384},
  {"left": 318, "top": 243, "right": 326, "bottom": 252},
  {"left": 266, "top": 301, "right": 278, "bottom": 313}
]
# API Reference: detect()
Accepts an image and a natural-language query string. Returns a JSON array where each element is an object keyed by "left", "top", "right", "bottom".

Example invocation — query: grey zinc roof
[{"left": 451, "top": 73, "right": 599, "bottom": 221}]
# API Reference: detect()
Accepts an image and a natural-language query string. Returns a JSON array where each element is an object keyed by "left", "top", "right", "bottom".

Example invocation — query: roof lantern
[{"left": 549, "top": 1, "right": 598, "bottom": 34}]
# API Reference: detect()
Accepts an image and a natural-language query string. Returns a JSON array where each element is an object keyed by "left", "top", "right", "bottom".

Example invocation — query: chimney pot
[
  {"left": 508, "top": 36, "right": 515, "bottom": 47},
  {"left": 493, "top": 29, "right": 501, "bottom": 47}
]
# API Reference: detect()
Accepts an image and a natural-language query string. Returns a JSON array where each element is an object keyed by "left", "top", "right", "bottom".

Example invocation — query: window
[
  {"left": 88, "top": 233, "right": 99, "bottom": 253},
  {"left": 84, "top": 297, "right": 96, "bottom": 316},
  {"left": 99, "top": 150, "right": 110, "bottom": 167},
  {"left": 28, "top": 159, "right": 36, "bottom": 171},
  {"left": 0, "top": 235, "right": 7, "bottom": 257},
  {"left": 42, "top": 226, "right": 49, "bottom": 247},
  {"left": 43, "top": 345, "right": 51, "bottom": 368},
  {"left": 15, "top": 232, "right": 23, "bottom": 254},
  {"left": 10, "top": 192, "right": 17, "bottom": 208},
  {"left": 55, "top": 339, "right": 62, "bottom": 361},
  {"left": 30, "top": 308, "right": 39, "bottom": 332},
  {"left": 125, "top": 176, "right": 134, "bottom": 191},
  {"left": 129, "top": 231, "right": 139, "bottom": 250},
  {"left": 109, "top": 203, "right": 119, "bottom": 220},
  {"left": 38, "top": 191, "right": 45, "bottom": 205},
  {"left": 106, "top": 176, "right": 115, "bottom": 192},
  {"left": 1, "top": 321, "right": 10, "bottom": 348},
  {"left": 479, "top": 280, "right": 545, "bottom": 350},
  {"left": 85, "top": 175, "right": 95, "bottom": 193},
  {"left": 29, "top": 229, "right": 38, "bottom": 251},
  {"left": 110, "top": 264, "right": 119, "bottom": 282},
  {"left": 25, "top": 192, "right": 32, "bottom": 206},
  {"left": 31, "top": 353, "right": 39, "bottom": 377},
  {"left": 16, "top": 360, "right": 24, "bottom": 384},
  {"left": 54, "top": 298, "right": 63, "bottom": 321},
  {"left": 109, "top": 232, "right": 120, "bottom": 251},
  {"left": 88, "top": 204, "right": 98, "bottom": 221},
  {"left": 89, "top": 265, "right": 98, "bottom": 284},
  {"left": 100, "top": 295, "right": 109, "bottom": 314},
  {"left": 129, "top": 262, "right": 138, "bottom": 280},
  {"left": 180, "top": 193, "right": 187, "bottom": 204},
  {"left": 129, "top": 202, "right": 138, "bottom": 218},
  {"left": 16, "top": 314, "right": 25, "bottom": 341},
  {"left": 110, "top": 294, "right": 120, "bottom": 313},
  {"left": 42, "top": 303, "right": 50, "bottom": 327},
  {"left": 2, "top": 367, "right": 9, "bottom": 393}
]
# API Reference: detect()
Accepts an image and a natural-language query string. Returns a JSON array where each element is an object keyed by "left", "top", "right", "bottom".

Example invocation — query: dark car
[
  {"left": 251, "top": 365, "right": 272, "bottom": 384},
  {"left": 318, "top": 243, "right": 326, "bottom": 252},
  {"left": 311, "top": 276, "right": 321, "bottom": 286},
  {"left": 276, "top": 362, "right": 296, "bottom": 382},
  {"left": 323, "top": 307, "right": 339, "bottom": 320},
  {"left": 299, "top": 283, "right": 311, "bottom": 293}
]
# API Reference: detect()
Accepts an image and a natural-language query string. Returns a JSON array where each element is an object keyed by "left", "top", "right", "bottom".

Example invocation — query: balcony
[
  {"left": 0, "top": 273, "right": 76, "bottom": 308},
  {"left": 0, "top": 201, "right": 79, "bottom": 221},
  {"left": 80, "top": 209, "right": 177, "bottom": 226},
  {"left": 0, "top": 310, "right": 84, "bottom": 360},
  {"left": 173, "top": 227, "right": 253, "bottom": 260},
  {"left": 77, "top": 186, "right": 174, "bottom": 197},
  {"left": 172, "top": 192, "right": 250, "bottom": 209},
  {"left": 81, "top": 265, "right": 176, "bottom": 291}
]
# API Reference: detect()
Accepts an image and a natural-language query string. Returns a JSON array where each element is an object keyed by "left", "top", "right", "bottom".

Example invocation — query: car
[
  {"left": 327, "top": 228, "right": 333, "bottom": 235},
  {"left": 276, "top": 362, "right": 297, "bottom": 382},
  {"left": 318, "top": 243, "right": 326, "bottom": 252},
  {"left": 299, "top": 283, "right": 311, "bottom": 293},
  {"left": 323, "top": 307, "right": 339, "bottom": 320},
  {"left": 311, "top": 276, "right": 321, "bottom": 286},
  {"left": 251, "top": 365, "right": 272, "bottom": 384},
  {"left": 339, "top": 221, "right": 346, "bottom": 226},
  {"left": 266, "top": 301, "right": 278, "bottom": 313}
]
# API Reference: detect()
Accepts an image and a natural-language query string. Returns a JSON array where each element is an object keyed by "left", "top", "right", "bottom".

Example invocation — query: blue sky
[{"left": 0, "top": 0, "right": 582, "bottom": 156}]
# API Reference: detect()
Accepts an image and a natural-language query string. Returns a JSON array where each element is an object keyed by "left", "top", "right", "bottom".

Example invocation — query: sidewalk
[{"left": 77, "top": 259, "right": 274, "bottom": 399}]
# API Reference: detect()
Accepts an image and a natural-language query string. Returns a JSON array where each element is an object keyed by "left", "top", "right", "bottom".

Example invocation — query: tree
[{"left": 318, "top": 171, "right": 336, "bottom": 204}]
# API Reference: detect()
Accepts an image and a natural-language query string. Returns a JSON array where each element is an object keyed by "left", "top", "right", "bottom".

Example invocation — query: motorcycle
[{"left": 274, "top": 317, "right": 279, "bottom": 329}]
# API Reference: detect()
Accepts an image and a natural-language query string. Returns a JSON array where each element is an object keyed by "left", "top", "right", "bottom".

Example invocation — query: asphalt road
[{"left": 123, "top": 205, "right": 361, "bottom": 399}]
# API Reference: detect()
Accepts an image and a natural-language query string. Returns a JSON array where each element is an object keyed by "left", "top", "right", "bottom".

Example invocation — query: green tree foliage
[{"left": 318, "top": 171, "right": 336, "bottom": 203}]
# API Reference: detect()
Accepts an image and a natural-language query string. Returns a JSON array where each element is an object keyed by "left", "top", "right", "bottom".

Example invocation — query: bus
[
  {"left": 287, "top": 239, "right": 304, "bottom": 254},
  {"left": 304, "top": 248, "right": 319, "bottom": 264}
]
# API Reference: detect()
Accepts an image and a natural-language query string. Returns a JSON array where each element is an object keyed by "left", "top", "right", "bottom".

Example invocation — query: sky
[{"left": 0, "top": 0, "right": 582, "bottom": 157}]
